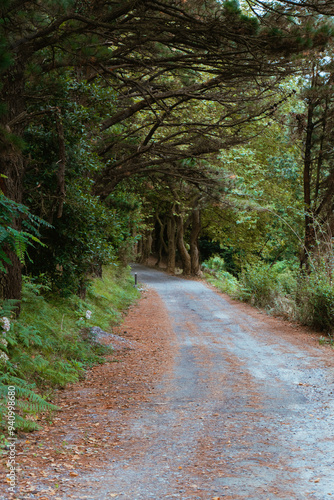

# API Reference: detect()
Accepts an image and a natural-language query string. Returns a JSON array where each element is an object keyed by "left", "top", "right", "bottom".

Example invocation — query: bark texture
[
  {"left": 190, "top": 207, "right": 201, "bottom": 276},
  {"left": 166, "top": 216, "right": 176, "bottom": 274},
  {"left": 0, "top": 61, "right": 26, "bottom": 311},
  {"left": 176, "top": 213, "right": 191, "bottom": 276}
]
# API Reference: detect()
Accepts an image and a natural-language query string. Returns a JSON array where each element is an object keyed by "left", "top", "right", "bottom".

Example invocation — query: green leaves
[{"left": 0, "top": 195, "right": 50, "bottom": 273}]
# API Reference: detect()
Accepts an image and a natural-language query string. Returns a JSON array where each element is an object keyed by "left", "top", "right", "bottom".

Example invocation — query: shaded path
[{"left": 70, "top": 265, "right": 334, "bottom": 499}]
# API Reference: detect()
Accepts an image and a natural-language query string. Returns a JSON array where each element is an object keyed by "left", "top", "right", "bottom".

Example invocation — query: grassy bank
[
  {"left": 0, "top": 265, "right": 139, "bottom": 432},
  {"left": 202, "top": 255, "right": 334, "bottom": 341}
]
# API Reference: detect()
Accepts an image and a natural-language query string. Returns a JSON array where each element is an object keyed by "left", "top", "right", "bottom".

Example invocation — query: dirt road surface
[{"left": 2, "top": 265, "right": 334, "bottom": 500}]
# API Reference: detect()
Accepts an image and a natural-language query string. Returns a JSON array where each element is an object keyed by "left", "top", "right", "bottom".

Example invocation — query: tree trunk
[
  {"left": 136, "top": 237, "right": 143, "bottom": 261},
  {"left": 0, "top": 62, "right": 26, "bottom": 312},
  {"left": 91, "top": 263, "right": 103, "bottom": 278},
  {"left": 0, "top": 144, "right": 24, "bottom": 315},
  {"left": 176, "top": 213, "right": 191, "bottom": 275},
  {"left": 156, "top": 215, "right": 168, "bottom": 268},
  {"left": 77, "top": 281, "right": 87, "bottom": 299},
  {"left": 300, "top": 86, "right": 316, "bottom": 270},
  {"left": 190, "top": 207, "right": 202, "bottom": 275},
  {"left": 156, "top": 237, "right": 163, "bottom": 268},
  {"left": 166, "top": 216, "right": 176, "bottom": 273},
  {"left": 2, "top": 245, "right": 22, "bottom": 314},
  {"left": 139, "top": 231, "right": 153, "bottom": 264}
]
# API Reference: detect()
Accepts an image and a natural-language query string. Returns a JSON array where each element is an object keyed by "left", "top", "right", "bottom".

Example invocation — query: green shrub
[
  {"left": 203, "top": 253, "right": 334, "bottom": 330},
  {"left": 0, "top": 374, "right": 59, "bottom": 432},
  {"left": 239, "top": 262, "right": 275, "bottom": 307},
  {"left": 202, "top": 255, "right": 241, "bottom": 298},
  {"left": 239, "top": 260, "right": 298, "bottom": 312},
  {"left": 206, "top": 271, "right": 241, "bottom": 298},
  {"left": 297, "top": 267, "right": 334, "bottom": 333},
  {"left": 202, "top": 255, "right": 227, "bottom": 273}
]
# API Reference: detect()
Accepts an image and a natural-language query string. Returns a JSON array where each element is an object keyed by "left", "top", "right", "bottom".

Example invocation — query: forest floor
[{"left": 1, "top": 264, "right": 334, "bottom": 500}]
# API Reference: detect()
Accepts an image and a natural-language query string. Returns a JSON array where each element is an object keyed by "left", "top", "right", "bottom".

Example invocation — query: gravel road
[{"left": 74, "top": 265, "right": 334, "bottom": 499}]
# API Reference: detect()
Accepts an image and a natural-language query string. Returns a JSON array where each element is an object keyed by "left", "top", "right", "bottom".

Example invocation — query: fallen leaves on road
[{"left": 0, "top": 288, "right": 175, "bottom": 500}]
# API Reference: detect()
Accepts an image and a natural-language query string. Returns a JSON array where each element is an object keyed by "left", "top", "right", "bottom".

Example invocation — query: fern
[
  {"left": 0, "top": 226, "right": 7, "bottom": 244},
  {"left": 0, "top": 264, "right": 137, "bottom": 433},
  {"left": 0, "top": 375, "right": 59, "bottom": 432},
  {"left": 11, "top": 414, "right": 40, "bottom": 432},
  {"left": 0, "top": 194, "right": 51, "bottom": 270},
  {"left": 14, "top": 325, "right": 44, "bottom": 348},
  {"left": 0, "top": 300, "right": 18, "bottom": 319}
]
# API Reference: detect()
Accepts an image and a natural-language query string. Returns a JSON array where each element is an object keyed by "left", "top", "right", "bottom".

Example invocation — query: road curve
[{"left": 78, "top": 265, "right": 334, "bottom": 499}]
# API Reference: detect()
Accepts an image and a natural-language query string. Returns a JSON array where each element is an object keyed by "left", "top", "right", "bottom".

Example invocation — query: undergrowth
[
  {"left": 202, "top": 255, "right": 334, "bottom": 336},
  {"left": 0, "top": 264, "right": 139, "bottom": 432},
  {"left": 202, "top": 255, "right": 241, "bottom": 299},
  {"left": 296, "top": 264, "right": 334, "bottom": 334}
]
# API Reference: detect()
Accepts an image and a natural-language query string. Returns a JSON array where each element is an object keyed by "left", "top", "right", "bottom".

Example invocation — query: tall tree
[{"left": 294, "top": 53, "right": 334, "bottom": 268}]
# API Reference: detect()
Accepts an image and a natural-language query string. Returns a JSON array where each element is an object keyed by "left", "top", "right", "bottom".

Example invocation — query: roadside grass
[
  {"left": 202, "top": 255, "right": 334, "bottom": 343},
  {"left": 86, "top": 265, "right": 138, "bottom": 331},
  {"left": 204, "top": 272, "right": 241, "bottom": 300},
  {"left": 0, "top": 264, "right": 139, "bottom": 434},
  {"left": 319, "top": 336, "right": 334, "bottom": 347},
  {"left": 202, "top": 255, "right": 298, "bottom": 317}
]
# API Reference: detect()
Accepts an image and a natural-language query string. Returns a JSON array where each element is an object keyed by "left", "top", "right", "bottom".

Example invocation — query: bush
[
  {"left": 239, "top": 262, "right": 277, "bottom": 307},
  {"left": 202, "top": 255, "right": 241, "bottom": 298},
  {"left": 201, "top": 255, "right": 227, "bottom": 273},
  {"left": 239, "top": 260, "right": 298, "bottom": 314},
  {"left": 203, "top": 253, "right": 334, "bottom": 331},
  {"left": 297, "top": 267, "right": 334, "bottom": 333},
  {"left": 208, "top": 271, "right": 241, "bottom": 298}
]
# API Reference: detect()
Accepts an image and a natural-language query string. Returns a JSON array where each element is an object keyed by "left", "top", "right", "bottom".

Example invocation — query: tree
[
  {"left": 294, "top": 55, "right": 334, "bottom": 269},
  {"left": 136, "top": 171, "right": 226, "bottom": 275},
  {"left": 197, "top": 104, "right": 305, "bottom": 274},
  {"left": 22, "top": 73, "right": 142, "bottom": 295}
]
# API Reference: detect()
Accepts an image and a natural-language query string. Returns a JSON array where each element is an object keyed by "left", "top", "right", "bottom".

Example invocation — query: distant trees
[{"left": 138, "top": 175, "right": 218, "bottom": 275}]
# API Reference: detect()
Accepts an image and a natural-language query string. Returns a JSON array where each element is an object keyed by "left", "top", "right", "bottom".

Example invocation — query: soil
[{"left": 1, "top": 264, "right": 334, "bottom": 500}]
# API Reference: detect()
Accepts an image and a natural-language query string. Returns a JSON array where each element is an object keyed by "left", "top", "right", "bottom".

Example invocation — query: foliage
[
  {"left": 106, "top": 184, "right": 145, "bottom": 265},
  {"left": 239, "top": 260, "right": 298, "bottom": 308},
  {"left": 203, "top": 256, "right": 298, "bottom": 317},
  {"left": 0, "top": 194, "right": 50, "bottom": 273},
  {"left": 204, "top": 253, "right": 334, "bottom": 331},
  {"left": 296, "top": 263, "right": 334, "bottom": 333},
  {"left": 0, "top": 264, "right": 139, "bottom": 432},
  {"left": 0, "top": 375, "right": 59, "bottom": 432},
  {"left": 292, "top": 52, "right": 334, "bottom": 267},
  {"left": 319, "top": 336, "right": 334, "bottom": 347},
  {"left": 26, "top": 183, "right": 118, "bottom": 296},
  {"left": 202, "top": 255, "right": 242, "bottom": 298},
  {"left": 86, "top": 265, "right": 139, "bottom": 331},
  {"left": 202, "top": 111, "right": 305, "bottom": 271},
  {"left": 202, "top": 255, "right": 227, "bottom": 274},
  {"left": 23, "top": 74, "right": 142, "bottom": 295}
]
